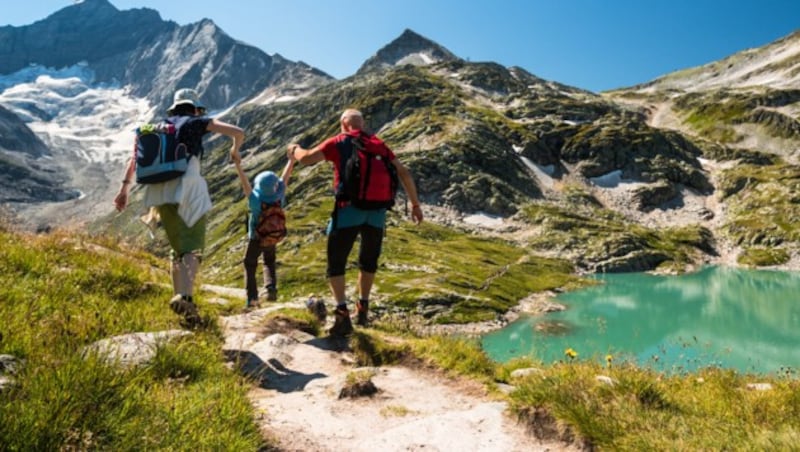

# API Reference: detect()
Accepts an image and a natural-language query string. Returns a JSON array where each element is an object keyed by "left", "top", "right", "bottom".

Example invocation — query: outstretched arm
[
  {"left": 392, "top": 159, "right": 424, "bottom": 224},
  {"left": 232, "top": 153, "right": 252, "bottom": 197},
  {"left": 207, "top": 119, "right": 245, "bottom": 162},
  {"left": 280, "top": 157, "right": 296, "bottom": 187},
  {"left": 113, "top": 156, "right": 136, "bottom": 212},
  {"left": 287, "top": 143, "right": 325, "bottom": 165}
]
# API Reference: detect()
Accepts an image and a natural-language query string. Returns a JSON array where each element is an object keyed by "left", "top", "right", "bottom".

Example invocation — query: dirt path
[{"left": 212, "top": 288, "right": 574, "bottom": 452}]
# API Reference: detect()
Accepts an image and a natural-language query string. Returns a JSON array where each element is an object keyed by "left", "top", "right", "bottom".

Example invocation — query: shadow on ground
[{"left": 224, "top": 349, "right": 326, "bottom": 392}]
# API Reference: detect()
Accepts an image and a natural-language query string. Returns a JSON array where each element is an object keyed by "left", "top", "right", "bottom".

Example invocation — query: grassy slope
[
  {"left": 343, "top": 323, "right": 800, "bottom": 451},
  {"left": 3, "top": 221, "right": 799, "bottom": 450},
  {"left": 205, "top": 188, "right": 584, "bottom": 323},
  {"left": 0, "top": 227, "right": 264, "bottom": 450}
]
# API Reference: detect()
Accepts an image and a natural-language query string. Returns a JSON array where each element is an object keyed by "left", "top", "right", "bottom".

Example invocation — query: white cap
[{"left": 168, "top": 88, "right": 204, "bottom": 112}]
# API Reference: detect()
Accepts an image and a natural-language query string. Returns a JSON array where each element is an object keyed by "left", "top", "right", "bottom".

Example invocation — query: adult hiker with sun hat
[{"left": 114, "top": 88, "right": 245, "bottom": 327}]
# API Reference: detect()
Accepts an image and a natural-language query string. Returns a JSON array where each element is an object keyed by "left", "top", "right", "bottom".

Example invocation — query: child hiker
[{"left": 233, "top": 153, "right": 295, "bottom": 308}]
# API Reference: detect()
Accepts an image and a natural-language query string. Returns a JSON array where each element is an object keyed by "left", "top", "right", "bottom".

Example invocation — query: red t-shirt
[{"left": 318, "top": 129, "right": 396, "bottom": 192}]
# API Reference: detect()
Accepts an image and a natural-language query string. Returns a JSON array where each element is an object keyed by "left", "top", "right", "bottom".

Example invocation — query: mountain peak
[
  {"left": 0, "top": 1, "right": 165, "bottom": 76},
  {"left": 57, "top": 0, "right": 118, "bottom": 16},
  {"left": 356, "top": 29, "right": 460, "bottom": 75}
]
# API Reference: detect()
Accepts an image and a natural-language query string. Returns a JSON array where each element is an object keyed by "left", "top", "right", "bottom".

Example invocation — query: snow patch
[
  {"left": 0, "top": 63, "right": 96, "bottom": 91},
  {"left": 396, "top": 52, "right": 435, "bottom": 66},
  {"left": 589, "top": 170, "right": 623, "bottom": 188},
  {"left": 0, "top": 64, "right": 153, "bottom": 163},
  {"left": 463, "top": 212, "right": 504, "bottom": 228},
  {"left": 519, "top": 156, "right": 555, "bottom": 188}
]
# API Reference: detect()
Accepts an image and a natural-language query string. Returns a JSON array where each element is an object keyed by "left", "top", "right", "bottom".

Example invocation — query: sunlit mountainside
[{"left": 1, "top": 0, "right": 798, "bottom": 284}]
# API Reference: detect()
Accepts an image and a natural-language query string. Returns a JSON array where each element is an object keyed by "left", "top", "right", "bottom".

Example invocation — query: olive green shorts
[{"left": 156, "top": 204, "right": 207, "bottom": 257}]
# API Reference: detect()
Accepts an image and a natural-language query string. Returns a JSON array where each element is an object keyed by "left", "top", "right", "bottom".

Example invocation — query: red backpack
[
  {"left": 337, "top": 132, "right": 399, "bottom": 210},
  {"left": 255, "top": 201, "right": 287, "bottom": 247}
]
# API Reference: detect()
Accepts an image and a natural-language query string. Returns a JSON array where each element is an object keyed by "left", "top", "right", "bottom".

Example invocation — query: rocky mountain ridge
[
  {"left": 0, "top": 0, "right": 331, "bottom": 113},
  {"left": 0, "top": 105, "right": 75, "bottom": 204},
  {"left": 3, "top": 1, "right": 799, "bottom": 280},
  {"left": 0, "top": 0, "right": 332, "bottom": 221},
  {"left": 623, "top": 30, "right": 800, "bottom": 93},
  {"left": 188, "top": 29, "right": 800, "bottom": 282}
]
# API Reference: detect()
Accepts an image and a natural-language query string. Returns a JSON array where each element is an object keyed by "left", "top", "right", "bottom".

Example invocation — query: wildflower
[
  {"left": 605, "top": 354, "right": 613, "bottom": 367},
  {"left": 564, "top": 348, "right": 578, "bottom": 360}
]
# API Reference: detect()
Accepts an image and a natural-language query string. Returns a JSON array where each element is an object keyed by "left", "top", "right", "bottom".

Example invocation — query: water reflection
[{"left": 481, "top": 266, "right": 800, "bottom": 375}]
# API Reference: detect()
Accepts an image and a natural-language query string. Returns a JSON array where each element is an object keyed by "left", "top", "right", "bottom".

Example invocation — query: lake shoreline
[
  {"left": 478, "top": 266, "right": 800, "bottom": 374},
  {"left": 420, "top": 256, "right": 800, "bottom": 343},
  {"left": 417, "top": 291, "right": 567, "bottom": 337}
]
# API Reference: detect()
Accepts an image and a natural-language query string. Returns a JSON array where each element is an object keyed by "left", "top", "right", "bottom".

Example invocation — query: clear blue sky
[{"left": 4, "top": 1, "right": 800, "bottom": 92}]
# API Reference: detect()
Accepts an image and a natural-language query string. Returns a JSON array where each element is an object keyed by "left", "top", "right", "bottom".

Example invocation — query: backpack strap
[{"left": 167, "top": 116, "right": 201, "bottom": 160}]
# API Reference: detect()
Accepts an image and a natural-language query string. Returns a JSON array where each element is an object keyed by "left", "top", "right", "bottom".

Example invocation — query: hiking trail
[{"left": 207, "top": 285, "right": 575, "bottom": 451}]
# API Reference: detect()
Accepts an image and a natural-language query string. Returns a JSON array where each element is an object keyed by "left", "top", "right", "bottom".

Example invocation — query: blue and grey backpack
[{"left": 134, "top": 118, "right": 190, "bottom": 184}]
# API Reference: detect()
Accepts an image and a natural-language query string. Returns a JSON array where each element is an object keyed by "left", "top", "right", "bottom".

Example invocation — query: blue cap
[{"left": 252, "top": 171, "right": 285, "bottom": 203}]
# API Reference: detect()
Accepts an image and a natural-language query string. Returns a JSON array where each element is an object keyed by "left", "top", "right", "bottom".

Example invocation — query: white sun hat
[{"left": 168, "top": 88, "right": 205, "bottom": 112}]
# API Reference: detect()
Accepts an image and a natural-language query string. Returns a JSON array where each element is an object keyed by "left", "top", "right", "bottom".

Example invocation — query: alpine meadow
[{"left": 2, "top": 1, "right": 800, "bottom": 450}]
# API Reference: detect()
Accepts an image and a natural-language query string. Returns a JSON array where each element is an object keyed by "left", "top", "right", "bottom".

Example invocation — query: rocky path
[{"left": 211, "top": 286, "right": 573, "bottom": 452}]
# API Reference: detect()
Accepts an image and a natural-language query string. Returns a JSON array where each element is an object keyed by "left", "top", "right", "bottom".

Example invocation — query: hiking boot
[
  {"left": 266, "top": 285, "right": 278, "bottom": 302},
  {"left": 356, "top": 299, "right": 369, "bottom": 326},
  {"left": 306, "top": 296, "right": 327, "bottom": 323},
  {"left": 170, "top": 294, "right": 201, "bottom": 328},
  {"left": 329, "top": 305, "right": 353, "bottom": 337},
  {"left": 246, "top": 299, "right": 261, "bottom": 310}
]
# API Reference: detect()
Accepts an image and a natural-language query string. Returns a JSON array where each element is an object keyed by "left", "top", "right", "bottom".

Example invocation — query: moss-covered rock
[{"left": 632, "top": 181, "right": 679, "bottom": 210}]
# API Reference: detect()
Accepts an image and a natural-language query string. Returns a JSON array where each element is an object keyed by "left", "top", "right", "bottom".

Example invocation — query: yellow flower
[
  {"left": 605, "top": 354, "right": 613, "bottom": 367},
  {"left": 565, "top": 348, "right": 578, "bottom": 359}
]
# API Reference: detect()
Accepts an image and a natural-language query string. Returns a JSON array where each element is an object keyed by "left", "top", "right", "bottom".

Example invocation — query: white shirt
[{"left": 143, "top": 157, "right": 211, "bottom": 227}]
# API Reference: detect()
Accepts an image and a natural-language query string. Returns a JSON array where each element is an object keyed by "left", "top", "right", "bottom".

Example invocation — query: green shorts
[{"left": 156, "top": 204, "right": 207, "bottom": 257}]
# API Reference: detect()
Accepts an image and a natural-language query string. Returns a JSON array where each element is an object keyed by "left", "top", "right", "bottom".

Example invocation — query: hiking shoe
[
  {"left": 329, "top": 305, "right": 353, "bottom": 337},
  {"left": 266, "top": 286, "right": 278, "bottom": 302},
  {"left": 356, "top": 299, "right": 369, "bottom": 326},
  {"left": 306, "top": 296, "right": 327, "bottom": 323},
  {"left": 170, "top": 294, "right": 201, "bottom": 328},
  {"left": 246, "top": 299, "right": 261, "bottom": 310}
]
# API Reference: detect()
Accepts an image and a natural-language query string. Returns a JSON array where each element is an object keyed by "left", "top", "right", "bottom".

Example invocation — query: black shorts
[{"left": 326, "top": 224, "right": 384, "bottom": 277}]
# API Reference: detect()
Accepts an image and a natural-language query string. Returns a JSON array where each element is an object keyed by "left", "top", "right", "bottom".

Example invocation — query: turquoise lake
[{"left": 481, "top": 266, "right": 800, "bottom": 375}]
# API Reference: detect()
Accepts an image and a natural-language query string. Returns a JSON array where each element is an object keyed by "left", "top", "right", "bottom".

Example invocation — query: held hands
[{"left": 287, "top": 143, "right": 299, "bottom": 161}]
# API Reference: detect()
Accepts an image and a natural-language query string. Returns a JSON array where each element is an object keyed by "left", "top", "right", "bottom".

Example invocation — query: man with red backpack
[{"left": 288, "top": 108, "right": 424, "bottom": 336}]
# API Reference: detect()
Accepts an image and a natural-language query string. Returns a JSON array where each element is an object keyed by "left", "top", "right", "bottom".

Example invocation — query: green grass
[
  {"left": 348, "top": 331, "right": 800, "bottom": 449},
  {"left": 410, "top": 336, "right": 498, "bottom": 383},
  {"left": 737, "top": 246, "right": 791, "bottom": 267},
  {"left": 203, "top": 188, "right": 584, "bottom": 323},
  {"left": 508, "top": 362, "right": 800, "bottom": 450},
  {"left": 0, "top": 228, "right": 265, "bottom": 450},
  {"left": 360, "top": 331, "right": 800, "bottom": 450},
  {"left": 685, "top": 109, "right": 743, "bottom": 143},
  {"left": 4, "top": 224, "right": 800, "bottom": 450}
]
